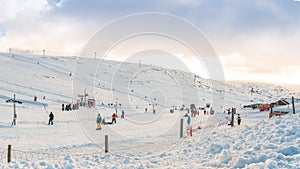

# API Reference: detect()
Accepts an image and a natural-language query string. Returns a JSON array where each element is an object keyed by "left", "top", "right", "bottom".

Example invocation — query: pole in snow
[
  {"left": 180, "top": 119, "right": 183, "bottom": 138},
  {"left": 292, "top": 97, "right": 295, "bottom": 114}
]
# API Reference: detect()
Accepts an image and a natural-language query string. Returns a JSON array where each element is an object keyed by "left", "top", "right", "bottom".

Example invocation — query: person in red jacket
[{"left": 112, "top": 113, "right": 118, "bottom": 124}]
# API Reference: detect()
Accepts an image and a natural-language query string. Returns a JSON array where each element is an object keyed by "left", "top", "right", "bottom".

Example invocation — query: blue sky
[{"left": 0, "top": 0, "right": 300, "bottom": 84}]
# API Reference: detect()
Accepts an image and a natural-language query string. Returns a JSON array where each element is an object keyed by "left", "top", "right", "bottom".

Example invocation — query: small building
[
  {"left": 259, "top": 104, "right": 271, "bottom": 112},
  {"left": 271, "top": 98, "right": 300, "bottom": 107},
  {"left": 243, "top": 103, "right": 263, "bottom": 109},
  {"left": 88, "top": 99, "right": 95, "bottom": 108},
  {"left": 273, "top": 99, "right": 290, "bottom": 106}
]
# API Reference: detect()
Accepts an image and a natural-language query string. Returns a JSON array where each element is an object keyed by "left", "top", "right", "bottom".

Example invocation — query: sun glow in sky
[{"left": 0, "top": 0, "right": 300, "bottom": 85}]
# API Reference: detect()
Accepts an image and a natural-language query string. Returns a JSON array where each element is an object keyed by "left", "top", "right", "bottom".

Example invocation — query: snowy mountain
[{"left": 0, "top": 53, "right": 300, "bottom": 168}]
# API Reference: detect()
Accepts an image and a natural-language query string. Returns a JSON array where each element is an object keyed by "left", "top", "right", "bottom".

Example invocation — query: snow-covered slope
[{"left": 0, "top": 53, "right": 300, "bottom": 168}]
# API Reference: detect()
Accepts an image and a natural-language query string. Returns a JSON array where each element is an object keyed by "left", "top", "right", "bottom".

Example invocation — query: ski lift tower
[
  {"left": 6, "top": 94, "right": 22, "bottom": 125},
  {"left": 78, "top": 89, "right": 88, "bottom": 107},
  {"left": 149, "top": 97, "right": 157, "bottom": 114}
]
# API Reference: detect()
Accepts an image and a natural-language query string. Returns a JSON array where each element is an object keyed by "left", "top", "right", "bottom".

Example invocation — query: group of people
[
  {"left": 96, "top": 110, "right": 125, "bottom": 130},
  {"left": 61, "top": 103, "right": 79, "bottom": 111},
  {"left": 46, "top": 109, "right": 126, "bottom": 129}
]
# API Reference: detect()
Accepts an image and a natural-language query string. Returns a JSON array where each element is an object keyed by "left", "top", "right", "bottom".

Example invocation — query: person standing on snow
[
  {"left": 48, "top": 112, "right": 54, "bottom": 125},
  {"left": 187, "top": 114, "right": 191, "bottom": 129},
  {"left": 237, "top": 114, "right": 241, "bottom": 125},
  {"left": 121, "top": 110, "right": 125, "bottom": 118},
  {"left": 112, "top": 113, "right": 118, "bottom": 124},
  {"left": 186, "top": 114, "right": 191, "bottom": 135},
  {"left": 96, "top": 113, "right": 102, "bottom": 130},
  {"left": 12, "top": 113, "right": 17, "bottom": 126}
]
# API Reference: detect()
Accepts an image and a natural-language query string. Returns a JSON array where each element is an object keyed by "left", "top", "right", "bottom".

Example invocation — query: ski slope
[{"left": 0, "top": 53, "right": 300, "bottom": 168}]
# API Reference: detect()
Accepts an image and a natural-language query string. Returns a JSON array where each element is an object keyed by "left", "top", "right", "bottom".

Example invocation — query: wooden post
[
  {"left": 13, "top": 94, "right": 16, "bottom": 125},
  {"left": 105, "top": 135, "right": 108, "bottom": 153},
  {"left": 292, "top": 97, "right": 295, "bottom": 114},
  {"left": 7, "top": 145, "right": 11, "bottom": 163},
  {"left": 231, "top": 108, "right": 235, "bottom": 127},
  {"left": 180, "top": 119, "right": 183, "bottom": 138}
]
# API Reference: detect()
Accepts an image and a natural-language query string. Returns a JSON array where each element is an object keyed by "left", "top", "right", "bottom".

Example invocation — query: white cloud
[
  {"left": 224, "top": 65, "right": 300, "bottom": 85},
  {"left": 47, "top": 0, "right": 67, "bottom": 8},
  {"left": 0, "top": 0, "right": 51, "bottom": 23},
  {"left": 219, "top": 53, "right": 247, "bottom": 67},
  {"left": 172, "top": 0, "right": 204, "bottom": 6},
  {"left": 0, "top": 17, "right": 92, "bottom": 55}
]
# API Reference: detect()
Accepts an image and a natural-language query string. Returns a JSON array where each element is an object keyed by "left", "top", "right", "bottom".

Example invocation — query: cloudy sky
[{"left": 0, "top": 0, "right": 300, "bottom": 85}]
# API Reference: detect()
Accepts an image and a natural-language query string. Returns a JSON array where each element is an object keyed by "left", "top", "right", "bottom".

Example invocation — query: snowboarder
[
  {"left": 96, "top": 113, "right": 102, "bottom": 130},
  {"left": 237, "top": 114, "right": 241, "bottom": 125},
  {"left": 112, "top": 113, "right": 118, "bottom": 124},
  {"left": 121, "top": 110, "right": 125, "bottom": 118},
  {"left": 48, "top": 112, "right": 54, "bottom": 125}
]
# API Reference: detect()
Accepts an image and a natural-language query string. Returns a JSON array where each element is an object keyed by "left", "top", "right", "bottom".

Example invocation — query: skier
[
  {"left": 62, "top": 104, "right": 64, "bottom": 111},
  {"left": 48, "top": 112, "right": 54, "bottom": 125},
  {"left": 121, "top": 110, "right": 125, "bottom": 118},
  {"left": 237, "top": 114, "right": 241, "bottom": 125},
  {"left": 112, "top": 113, "right": 118, "bottom": 124},
  {"left": 96, "top": 113, "right": 102, "bottom": 130}
]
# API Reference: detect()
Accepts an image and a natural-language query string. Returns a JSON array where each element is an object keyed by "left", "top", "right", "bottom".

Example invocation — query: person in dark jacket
[
  {"left": 237, "top": 114, "right": 241, "bottom": 125},
  {"left": 48, "top": 112, "right": 54, "bottom": 125}
]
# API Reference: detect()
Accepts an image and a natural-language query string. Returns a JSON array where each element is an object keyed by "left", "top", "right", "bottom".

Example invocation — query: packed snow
[{"left": 0, "top": 53, "right": 300, "bottom": 168}]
